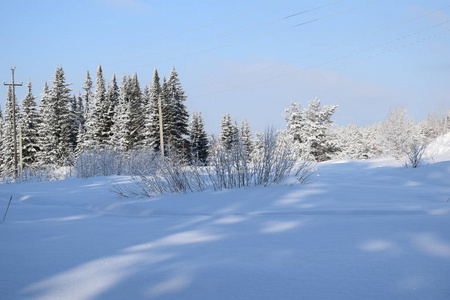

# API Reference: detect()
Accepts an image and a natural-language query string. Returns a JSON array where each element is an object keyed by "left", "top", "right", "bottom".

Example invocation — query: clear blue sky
[{"left": 1, "top": 0, "right": 449, "bottom": 134}]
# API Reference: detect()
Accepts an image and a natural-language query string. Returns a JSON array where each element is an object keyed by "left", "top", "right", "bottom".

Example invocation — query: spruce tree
[
  {"left": 0, "top": 107, "right": 4, "bottom": 174},
  {"left": 83, "top": 65, "right": 109, "bottom": 148},
  {"left": 110, "top": 75, "right": 131, "bottom": 151},
  {"left": 20, "top": 81, "right": 40, "bottom": 166},
  {"left": 220, "top": 114, "right": 239, "bottom": 150},
  {"left": 166, "top": 67, "right": 189, "bottom": 152},
  {"left": 189, "top": 112, "right": 208, "bottom": 163},
  {"left": 105, "top": 73, "right": 120, "bottom": 145},
  {"left": 144, "top": 68, "right": 162, "bottom": 151},
  {"left": 127, "top": 72, "right": 145, "bottom": 148},
  {"left": 2, "top": 86, "right": 19, "bottom": 174},
  {"left": 39, "top": 67, "right": 73, "bottom": 165},
  {"left": 240, "top": 119, "right": 253, "bottom": 155}
]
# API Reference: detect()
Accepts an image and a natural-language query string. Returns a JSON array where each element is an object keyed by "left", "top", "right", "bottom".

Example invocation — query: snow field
[{"left": 0, "top": 155, "right": 449, "bottom": 299}]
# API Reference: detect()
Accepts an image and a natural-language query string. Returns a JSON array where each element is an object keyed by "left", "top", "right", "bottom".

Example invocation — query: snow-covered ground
[{"left": 1, "top": 143, "right": 450, "bottom": 299}]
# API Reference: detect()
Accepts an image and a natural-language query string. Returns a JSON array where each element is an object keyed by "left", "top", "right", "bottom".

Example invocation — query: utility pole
[
  {"left": 3, "top": 67, "right": 23, "bottom": 178},
  {"left": 157, "top": 95, "right": 164, "bottom": 158}
]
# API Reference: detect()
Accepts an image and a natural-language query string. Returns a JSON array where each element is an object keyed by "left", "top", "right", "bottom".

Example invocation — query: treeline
[
  {"left": 0, "top": 66, "right": 209, "bottom": 177},
  {"left": 1, "top": 64, "right": 449, "bottom": 180}
]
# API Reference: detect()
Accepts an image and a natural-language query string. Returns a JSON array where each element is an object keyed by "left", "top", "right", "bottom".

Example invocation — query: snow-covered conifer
[
  {"left": 220, "top": 114, "right": 239, "bottom": 150},
  {"left": 19, "top": 81, "right": 40, "bottom": 166},
  {"left": 143, "top": 68, "right": 162, "bottom": 151},
  {"left": 166, "top": 67, "right": 189, "bottom": 152},
  {"left": 189, "top": 112, "right": 208, "bottom": 163},
  {"left": 1, "top": 86, "right": 20, "bottom": 174},
  {"left": 284, "top": 98, "right": 338, "bottom": 161}
]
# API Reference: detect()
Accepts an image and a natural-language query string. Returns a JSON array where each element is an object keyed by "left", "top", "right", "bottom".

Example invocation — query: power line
[
  {"left": 77, "top": 0, "right": 285, "bottom": 60},
  {"left": 106, "top": 0, "right": 346, "bottom": 66},
  {"left": 189, "top": 4, "right": 450, "bottom": 91},
  {"left": 192, "top": 22, "right": 450, "bottom": 99},
  {"left": 124, "top": 0, "right": 380, "bottom": 71}
]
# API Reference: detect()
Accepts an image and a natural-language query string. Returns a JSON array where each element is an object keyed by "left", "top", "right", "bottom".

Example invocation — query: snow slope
[{"left": 0, "top": 157, "right": 449, "bottom": 300}]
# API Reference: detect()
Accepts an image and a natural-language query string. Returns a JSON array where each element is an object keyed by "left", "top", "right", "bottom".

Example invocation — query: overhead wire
[
  {"left": 76, "top": 0, "right": 286, "bottom": 60},
  {"left": 106, "top": 0, "right": 346, "bottom": 66},
  {"left": 192, "top": 20, "right": 450, "bottom": 99},
  {"left": 189, "top": 4, "right": 450, "bottom": 91},
  {"left": 122, "top": 0, "right": 380, "bottom": 70}
]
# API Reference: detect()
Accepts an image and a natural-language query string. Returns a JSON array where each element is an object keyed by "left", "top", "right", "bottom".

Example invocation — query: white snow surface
[
  {"left": 424, "top": 132, "right": 450, "bottom": 163},
  {"left": 1, "top": 157, "right": 450, "bottom": 299}
]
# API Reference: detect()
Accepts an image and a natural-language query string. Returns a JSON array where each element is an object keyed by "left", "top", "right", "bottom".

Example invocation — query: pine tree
[
  {"left": 284, "top": 98, "right": 338, "bottom": 161},
  {"left": 19, "top": 81, "right": 40, "bottom": 166},
  {"left": 189, "top": 112, "right": 208, "bottom": 163}
]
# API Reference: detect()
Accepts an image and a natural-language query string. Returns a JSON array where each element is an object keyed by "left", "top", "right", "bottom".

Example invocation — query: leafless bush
[
  {"left": 207, "top": 128, "right": 314, "bottom": 190},
  {"left": 403, "top": 142, "right": 428, "bottom": 168},
  {"left": 74, "top": 147, "right": 159, "bottom": 178},
  {"left": 111, "top": 153, "right": 208, "bottom": 197}
]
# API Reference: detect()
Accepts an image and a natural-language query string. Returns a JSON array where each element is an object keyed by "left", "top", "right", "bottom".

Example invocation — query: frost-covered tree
[
  {"left": 105, "top": 73, "right": 120, "bottom": 145},
  {"left": 284, "top": 98, "right": 338, "bottom": 161},
  {"left": 189, "top": 112, "right": 208, "bottom": 163},
  {"left": 83, "top": 65, "right": 110, "bottom": 148},
  {"left": 110, "top": 74, "right": 144, "bottom": 151},
  {"left": 240, "top": 119, "right": 253, "bottom": 156},
  {"left": 82, "top": 71, "right": 93, "bottom": 121},
  {"left": 0, "top": 106, "right": 4, "bottom": 173},
  {"left": 378, "top": 107, "right": 420, "bottom": 159},
  {"left": 420, "top": 107, "right": 450, "bottom": 142},
  {"left": 165, "top": 67, "right": 189, "bottom": 152},
  {"left": 143, "top": 68, "right": 162, "bottom": 151},
  {"left": 220, "top": 114, "right": 239, "bottom": 150},
  {"left": 38, "top": 67, "right": 73, "bottom": 165},
  {"left": 19, "top": 81, "right": 40, "bottom": 166},
  {"left": 1, "top": 86, "right": 19, "bottom": 175}
]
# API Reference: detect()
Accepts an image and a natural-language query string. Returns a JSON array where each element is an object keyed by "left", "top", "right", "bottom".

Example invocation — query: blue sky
[{"left": 1, "top": 0, "right": 449, "bottom": 134}]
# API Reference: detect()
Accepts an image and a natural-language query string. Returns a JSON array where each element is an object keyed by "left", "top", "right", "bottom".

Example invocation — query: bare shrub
[{"left": 403, "top": 142, "right": 428, "bottom": 168}]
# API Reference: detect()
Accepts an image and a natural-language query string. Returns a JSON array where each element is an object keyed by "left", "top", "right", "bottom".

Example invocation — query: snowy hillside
[
  {"left": 1, "top": 156, "right": 449, "bottom": 299},
  {"left": 424, "top": 132, "right": 450, "bottom": 163}
]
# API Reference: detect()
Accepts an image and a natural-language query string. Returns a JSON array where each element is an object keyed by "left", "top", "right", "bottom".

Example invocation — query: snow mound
[{"left": 424, "top": 132, "right": 450, "bottom": 163}]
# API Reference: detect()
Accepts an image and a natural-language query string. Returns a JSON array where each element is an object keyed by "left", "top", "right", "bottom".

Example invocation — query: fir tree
[
  {"left": 39, "top": 67, "right": 73, "bottom": 165},
  {"left": 127, "top": 72, "right": 145, "bottom": 148},
  {"left": 83, "top": 65, "right": 109, "bottom": 148},
  {"left": 20, "top": 81, "right": 40, "bottom": 166},
  {"left": 82, "top": 71, "right": 93, "bottom": 120},
  {"left": 220, "top": 114, "right": 239, "bottom": 150},
  {"left": 166, "top": 67, "right": 189, "bottom": 152},
  {"left": 0, "top": 106, "right": 4, "bottom": 173},
  {"left": 189, "top": 112, "right": 208, "bottom": 163},
  {"left": 1, "top": 86, "right": 19, "bottom": 174},
  {"left": 240, "top": 119, "right": 253, "bottom": 156},
  {"left": 105, "top": 73, "right": 120, "bottom": 145},
  {"left": 144, "top": 68, "right": 162, "bottom": 151}
]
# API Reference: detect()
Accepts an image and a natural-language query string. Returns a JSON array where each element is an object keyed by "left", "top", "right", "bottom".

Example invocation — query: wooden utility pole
[
  {"left": 157, "top": 95, "right": 164, "bottom": 158},
  {"left": 3, "top": 67, "right": 23, "bottom": 178}
]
